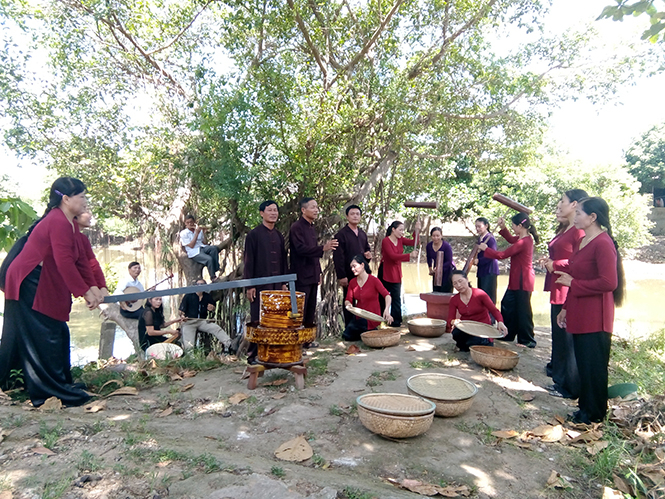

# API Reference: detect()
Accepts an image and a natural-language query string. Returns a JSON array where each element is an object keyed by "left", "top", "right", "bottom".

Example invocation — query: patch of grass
[
  {"left": 610, "top": 328, "right": 665, "bottom": 395},
  {"left": 307, "top": 355, "right": 329, "bottom": 378},
  {"left": 39, "top": 421, "right": 64, "bottom": 450},
  {"left": 340, "top": 487, "right": 376, "bottom": 499},
  {"left": 0, "top": 476, "right": 11, "bottom": 491},
  {"left": 454, "top": 421, "right": 496, "bottom": 445},
  {"left": 1, "top": 414, "right": 27, "bottom": 428},
  {"left": 311, "top": 453, "right": 326, "bottom": 467},
  {"left": 41, "top": 475, "right": 71, "bottom": 499},
  {"left": 409, "top": 360, "right": 434, "bottom": 369},
  {"left": 113, "top": 463, "right": 142, "bottom": 477},
  {"left": 410, "top": 359, "right": 455, "bottom": 369},
  {"left": 365, "top": 367, "right": 400, "bottom": 387},
  {"left": 190, "top": 453, "right": 222, "bottom": 474},
  {"left": 76, "top": 450, "right": 103, "bottom": 472},
  {"left": 329, "top": 405, "right": 342, "bottom": 416},
  {"left": 270, "top": 465, "right": 285, "bottom": 478}
]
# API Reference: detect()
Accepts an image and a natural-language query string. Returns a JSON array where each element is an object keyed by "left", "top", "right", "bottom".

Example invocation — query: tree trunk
[{"left": 99, "top": 303, "right": 142, "bottom": 358}]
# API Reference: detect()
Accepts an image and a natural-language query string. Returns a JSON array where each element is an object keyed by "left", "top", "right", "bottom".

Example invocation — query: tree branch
[
  {"left": 146, "top": 0, "right": 215, "bottom": 56},
  {"left": 286, "top": 0, "right": 328, "bottom": 86}
]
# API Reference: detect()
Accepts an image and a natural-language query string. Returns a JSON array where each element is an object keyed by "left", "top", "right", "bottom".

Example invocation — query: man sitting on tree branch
[{"left": 179, "top": 215, "right": 221, "bottom": 281}]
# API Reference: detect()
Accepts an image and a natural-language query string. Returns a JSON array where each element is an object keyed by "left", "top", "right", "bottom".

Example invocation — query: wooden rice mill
[{"left": 244, "top": 290, "right": 315, "bottom": 389}]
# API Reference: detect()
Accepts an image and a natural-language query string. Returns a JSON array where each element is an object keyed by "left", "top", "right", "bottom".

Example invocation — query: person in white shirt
[
  {"left": 179, "top": 215, "right": 221, "bottom": 280},
  {"left": 115, "top": 261, "right": 145, "bottom": 319}
]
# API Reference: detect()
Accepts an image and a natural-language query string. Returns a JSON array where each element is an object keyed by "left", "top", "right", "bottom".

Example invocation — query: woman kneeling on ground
[
  {"left": 447, "top": 270, "right": 508, "bottom": 352},
  {"left": 343, "top": 255, "right": 393, "bottom": 341}
]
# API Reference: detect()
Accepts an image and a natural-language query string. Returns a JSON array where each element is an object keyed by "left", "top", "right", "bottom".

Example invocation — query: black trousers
[
  {"left": 550, "top": 304, "right": 580, "bottom": 398},
  {"left": 432, "top": 276, "right": 453, "bottom": 293},
  {"left": 380, "top": 280, "right": 403, "bottom": 327},
  {"left": 477, "top": 274, "right": 498, "bottom": 304},
  {"left": 0, "top": 267, "right": 90, "bottom": 407},
  {"left": 343, "top": 318, "right": 369, "bottom": 341},
  {"left": 451, "top": 327, "right": 492, "bottom": 352},
  {"left": 296, "top": 282, "right": 318, "bottom": 326},
  {"left": 499, "top": 289, "right": 535, "bottom": 345},
  {"left": 573, "top": 332, "right": 611, "bottom": 423},
  {"left": 341, "top": 285, "right": 354, "bottom": 327}
]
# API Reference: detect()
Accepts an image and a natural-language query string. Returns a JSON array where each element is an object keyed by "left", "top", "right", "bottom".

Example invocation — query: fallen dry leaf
[
  {"left": 492, "top": 430, "right": 519, "bottom": 439},
  {"left": 272, "top": 393, "right": 287, "bottom": 400},
  {"left": 546, "top": 470, "right": 572, "bottom": 490},
  {"left": 0, "top": 489, "right": 12, "bottom": 499},
  {"left": 437, "top": 484, "right": 471, "bottom": 497},
  {"left": 345, "top": 344, "right": 361, "bottom": 355},
  {"left": 0, "top": 389, "right": 9, "bottom": 400},
  {"left": 274, "top": 436, "right": 313, "bottom": 462},
  {"left": 569, "top": 429, "right": 603, "bottom": 444},
  {"left": 406, "top": 346, "right": 416, "bottom": 351},
  {"left": 641, "top": 469, "right": 665, "bottom": 486},
  {"left": 169, "top": 373, "right": 183, "bottom": 381},
  {"left": 158, "top": 406, "right": 173, "bottom": 418},
  {"left": 229, "top": 393, "right": 249, "bottom": 405},
  {"left": 106, "top": 386, "right": 138, "bottom": 397},
  {"left": 99, "top": 379, "right": 123, "bottom": 392},
  {"left": 83, "top": 400, "right": 107, "bottom": 414},
  {"left": 553, "top": 414, "right": 566, "bottom": 425},
  {"left": 180, "top": 370, "right": 197, "bottom": 378},
  {"left": 655, "top": 448, "right": 665, "bottom": 462},
  {"left": 521, "top": 393, "right": 535, "bottom": 402},
  {"left": 602, "top": 486, "right": 625, "bottom": 498},
  {"left": 587, "top": 440, "right": 610, "bottom": 455},
  {"left": 0, "top": 428, "right": 13, "bottom": 443},
  {"left": 180, "top": 383, "right": 194, "bottom": 392},
  {"left": 32, "top": 446, "right": 56, "bottom": 456},
  {"left": 39, "top": 397, "right": 62, "bottom": 412},
  {"left": 400, "top": 478, "right": 438, "bottom": 495},
  {"left": 273, "top": 379, "right": 288, "bottom": 386},
  {"left": 613, "top": 474, "right": 634, "bottom": 495},
  {"left": 529, "top": 424, "right": 564, "bottom": 442}
]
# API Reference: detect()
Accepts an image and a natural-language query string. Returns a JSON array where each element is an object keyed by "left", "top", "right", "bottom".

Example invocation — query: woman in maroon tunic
[
  {"left": 0, "top": 177, "right": 104, "bottom": 407},
  {"left": 344, "top": 255, "right": 393, "bottom": 341},
  {"left": 541, "top": 189, "right": 587, "bottom": 399},
  {"left": 478, "top": 213, "right": 539, "bottom": 348},
  {"left": 555, "top": 197, "right": 625, "bottom": 424},
  {"left": 447, "top": 271, "right": 507, "bottom": 351},
  {"left": 380, "top": 220, "right": 420, "bottom": 327}
]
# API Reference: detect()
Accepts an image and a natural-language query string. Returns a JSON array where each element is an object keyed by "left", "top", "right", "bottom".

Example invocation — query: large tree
[
  {"left": 625, "top": 123, "right": 665, "bottom": 194},
  {"left": 0, "top": 0, "right": 646, "bottom": 336}
]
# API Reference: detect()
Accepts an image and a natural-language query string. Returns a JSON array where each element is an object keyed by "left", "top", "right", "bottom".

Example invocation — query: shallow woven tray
[
  {"left": 356, "top": 393, "right": 436, "bottom": 416},
  {"left": 346, "top": 305, "right": 384, "bottom": 323},
  {"left": 470, "top": 345, "right": 519, "bottom": 370},
  {"left": 407, "top": 318, "right": 447, "bottom": 337},
  {"left": 357, "top": 405, "right": 434, "bottom": 438},
  {"left": 406, "top": 374, "right": 478, "bottom": 417},
  {"left": 361, "top": 328, "right": 401, "bottom": 348},
  {"left": 456, "top": 320, "right": 503, "bottom": 338}
]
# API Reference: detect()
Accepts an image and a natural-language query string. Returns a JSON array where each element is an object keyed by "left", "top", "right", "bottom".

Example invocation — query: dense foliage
[{"left": 625, "top": 123, "right": 665, "bottom": 194}]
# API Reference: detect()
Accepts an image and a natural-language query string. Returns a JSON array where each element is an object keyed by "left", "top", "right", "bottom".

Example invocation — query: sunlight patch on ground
[
  {"left": 461, "top": 464, "right": 496, "bottom": 495},
  {"left": 404, "top": 342, "right": 437, "bottom": 352},
  {"left": 193, "top": 400, "right": 228, "bottom": 415},
  {"left": 486, "top": 375, "right": 547, "bottom": 393},
  {"left": 110, "top": 414, "right": 131, "bottom": 421},
  {"left": 236, "top": 430, "right": 250, "bottom": 440},
  {"left": 332, "top": 456, "right": 362, "bottom": 467},
  {"left": 375, "top": 360, "right": 401, "bottom": 366}
]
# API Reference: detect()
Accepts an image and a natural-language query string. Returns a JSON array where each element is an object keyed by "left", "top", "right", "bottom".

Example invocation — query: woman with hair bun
[
  {"left": 426, "top": 227, "right": 454, "bottom": 293},
  {"left": 0, "top": 177, "right": 104, "bottom": 407},
  {"left": 541, "top": 189, "right": 587, "bottom": 399},
  {"left": 478, "top": 212, "right": 540, "bottom": 348},
  {"left": 343, "top": 255, "right": 393, "bottom": 341},
  {"left": 555, "top": 197, "right": 624, "bottom": 424},
  {"left": 380, "top": 220, "right": 420, "bottom": 327}
]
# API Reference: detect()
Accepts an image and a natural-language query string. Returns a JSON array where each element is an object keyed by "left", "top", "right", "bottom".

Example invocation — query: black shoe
[
  {"left": 547, "top": 389, "right": 565, "bottom": 398},
  {"left": 247, "top": 356, "right": 258, "bottom": 365},
  {"left": 545, "top": 362, "right": 553, "bottom": 377},
  {"left": 567, "top": 410, "right": 591, "bottom": 424},
  {"left": 524, "top": 341, "right": 537, "bottom": 349}
]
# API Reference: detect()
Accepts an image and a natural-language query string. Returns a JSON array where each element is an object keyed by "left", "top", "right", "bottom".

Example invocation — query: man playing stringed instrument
[{"left": 115, "top": 261, "right": 145, "bottom": 319}]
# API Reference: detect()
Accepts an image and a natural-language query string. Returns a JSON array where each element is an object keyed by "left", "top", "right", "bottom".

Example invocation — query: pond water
[{"left": 1, "top": 246, "right": 664, "bottom": 365}]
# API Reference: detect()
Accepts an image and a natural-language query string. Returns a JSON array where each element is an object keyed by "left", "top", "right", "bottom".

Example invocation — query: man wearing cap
[
  {"left": 115, "top": 261, "right": 145, "bottom": 319},
  {"left": 333, "top": 204, "right": 372, "bottom": 327}
]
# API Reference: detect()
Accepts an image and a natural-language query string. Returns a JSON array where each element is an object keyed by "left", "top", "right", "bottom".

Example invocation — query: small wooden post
[{"left": 98, "top": 322, "right": 116, "bottom": 360}]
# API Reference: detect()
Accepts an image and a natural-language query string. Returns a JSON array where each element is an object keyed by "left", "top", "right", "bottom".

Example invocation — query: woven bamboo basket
[
  {"left": 360, "top": 328, "right": 401, "bottom": 348},
  {"left": 470, "top": 345, "right": 519, "bottom": 370},
  {"left": 357, "top": 406, "right": 434, "bottom": 438},
  {"left": 406, "top": 374, "right": 478, "bottom": 417},
  {"left": 246, "top": 324, "right": 316, "bottom": 345},
  {"left": 256, "top": 344, "right": 303, "bottom": 364},
  {"left": 407, "top": 318, "right": 447, "bottom": 337},
  {"left": 259, "top": 290, "right": 305, "bottom": 328},
  {"left": 357, "top": 393, "right": 435, "bottom": 416}
]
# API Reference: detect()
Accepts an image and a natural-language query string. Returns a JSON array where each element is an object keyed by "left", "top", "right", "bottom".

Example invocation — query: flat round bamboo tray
[
  {"left": 406, "top": 374, "right": 478, "bottom": 417},
  {"left": 357, "top": 405, "right": 434, "bottom": 438},
  {"left": 407, "top": 318, "right": 447, "bottom": 337},
  {"left": 357, "top": 393, "right": 436, "bottom": 416},
  {"left": 346, "top": 305, "right": 384, "bottom": 323},
  {"left": 455, "top": 320, "right": 504, "bottom": 338},
  {"left": 470, "top": 345, "right": 519, "bottom": 370},
  {"left": 146, "top": 343, "right": 183, "bottom": 360},
  {"left": 360, "top": 328, "right": 401, "bottom": 348}
]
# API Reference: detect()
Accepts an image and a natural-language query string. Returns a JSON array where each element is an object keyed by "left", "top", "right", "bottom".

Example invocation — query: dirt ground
[{"left": 0, "top": 324, "right": 611, "bottom": 499}]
